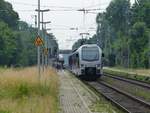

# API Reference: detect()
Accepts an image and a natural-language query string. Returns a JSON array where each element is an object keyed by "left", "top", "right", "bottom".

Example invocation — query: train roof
[
  {"left": 78, "top": 44, "right": 100, "bottom": 49},
  {"left": 69, "top": 44, "right": 101, "bottom": 56}
]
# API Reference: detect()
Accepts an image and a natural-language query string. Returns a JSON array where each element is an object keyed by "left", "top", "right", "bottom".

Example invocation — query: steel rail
[{"left": 86, "top": 81, "right": 150, "bottom": 113}]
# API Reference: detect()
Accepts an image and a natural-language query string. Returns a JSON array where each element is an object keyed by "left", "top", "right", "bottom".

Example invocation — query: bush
[
  {"left": 15, "top": 83, "right": 30, "bottom": 98},
  {"left": 0, "top": 110, "right": 11, "bottom": 113}
]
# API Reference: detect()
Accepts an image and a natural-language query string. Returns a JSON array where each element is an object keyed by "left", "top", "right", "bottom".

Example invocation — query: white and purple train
[{"left": 69, "top": 44, "right": 103, "bottom": 80}]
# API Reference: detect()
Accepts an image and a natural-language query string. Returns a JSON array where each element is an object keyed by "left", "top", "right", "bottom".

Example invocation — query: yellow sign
[
  {"left": 43, "top": 48, "right": 48, "bottom": 55},
  {"left": 34, "top": 36, "right": 44, "bottom": 46}
]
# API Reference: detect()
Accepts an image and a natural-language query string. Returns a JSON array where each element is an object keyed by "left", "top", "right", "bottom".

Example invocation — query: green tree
[
  {"left": 0, "top": 0, "right": 19, "bottom": 29},
  {"left": 130, "top": 22, "right": 149, "bottom": 68},
  {"left": 95, "top": 0, "right": 131, "bottom": 67},
  {"left": 131, "top": 0, "right": 150, "bottom": 28},
  {"left": 0, "top": 21, "right": 17, "bottom": 66}
]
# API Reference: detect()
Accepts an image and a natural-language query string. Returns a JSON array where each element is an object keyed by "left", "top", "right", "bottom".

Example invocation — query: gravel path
[
  {"left": 58, "top": 70, "right": 121, "bottom": 113},
  {"left": 58, "top": 70, "right": 93, "bottom": 113}
]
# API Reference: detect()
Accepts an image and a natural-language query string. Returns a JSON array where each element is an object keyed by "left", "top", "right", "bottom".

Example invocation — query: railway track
[
  {"left": 86, "top": 81, "right": 150, "bottom": 113},
  {"left": 103, "top": 73, "right": 150, "bottom": 89}
]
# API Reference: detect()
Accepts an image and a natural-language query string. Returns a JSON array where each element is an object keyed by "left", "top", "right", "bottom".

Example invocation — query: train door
[{"left": 75, "top": 53, "right": 80, "bottom": 75}]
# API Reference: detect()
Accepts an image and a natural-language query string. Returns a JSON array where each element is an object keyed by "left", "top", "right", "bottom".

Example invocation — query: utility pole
[
  {"left": 78, "top": 8, "right": 87, "bottom": 31},
  {"left": 42, "top": 21, "right": 51, "bottom": 68},
  {"left": 37, "top": 0, "right": 41, "bottom": 79},
  {"left": 96, "top": 15, "right": 102, "bottom": 48},
  {"left": 34, "top": 15, "right": 37, "bottom": 28},
  {"left": 31, "top": 15, "right": 37, "bottom": 28},
  {"left": 46, "top": 29, "right": 52, "bottom": 66},
  {"left": 41, "top": 11, "right": 44, "bottom": 72},
  {"left": 37, "top": 9, "right": 50, "bottom": 70},
  {"left": 148, "top": 31, "right": 150, "bottom": 68}
]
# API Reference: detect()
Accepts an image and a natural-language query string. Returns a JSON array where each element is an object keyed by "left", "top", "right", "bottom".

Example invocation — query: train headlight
[{"left": 96, "top": 64, "right": 101, "bottom": 67}]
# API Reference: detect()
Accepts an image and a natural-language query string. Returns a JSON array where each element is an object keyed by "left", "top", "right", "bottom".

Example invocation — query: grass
[
  {"left": 0, "top": 67, "right": 59, "bottom": 113},
  {"left": 0, "top": 67, "right": 7, "bottom": 73},
  {"left": 104, "top": 67, "right": 150, "bottom": 76},
  {"left": 90, "top": 101, "right": 124, "bottom": 113},
  {"left": 103, "top": 67, "right": 150, "bottom": 83}
]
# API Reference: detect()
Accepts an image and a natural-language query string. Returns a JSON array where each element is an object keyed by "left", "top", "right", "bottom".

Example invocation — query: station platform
[{"left": 58, "top": 70, "right": 99, "bottom": 113}]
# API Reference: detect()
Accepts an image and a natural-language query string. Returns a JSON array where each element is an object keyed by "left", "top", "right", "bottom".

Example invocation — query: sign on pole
[
  {"left": 34, "top": 36, "right": 44, "bottom": 46},
  {"left": 43, "top": 48, "right": 48, "bottom": 56}
]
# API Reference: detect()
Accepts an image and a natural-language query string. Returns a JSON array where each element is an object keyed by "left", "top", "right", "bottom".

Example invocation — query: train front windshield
[{"left": 82, "top": 47, "right": 99, "bottom": 61}]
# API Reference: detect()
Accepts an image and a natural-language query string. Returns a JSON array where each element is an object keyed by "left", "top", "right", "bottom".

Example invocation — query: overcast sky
[{"left": 6, "top": 0, "right": 134, "bottom": 49}]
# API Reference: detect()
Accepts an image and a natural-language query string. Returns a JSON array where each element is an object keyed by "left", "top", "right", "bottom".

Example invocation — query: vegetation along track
[{"left": 86, "top": 81, "right": 150, "bottom": 113}]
